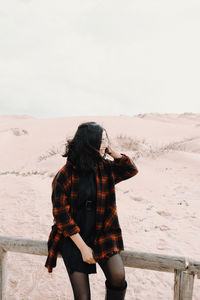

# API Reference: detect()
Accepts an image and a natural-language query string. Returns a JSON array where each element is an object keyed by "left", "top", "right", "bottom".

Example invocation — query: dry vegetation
[{"left": 115, "top": 134, "right": 195, "bottom": 160}]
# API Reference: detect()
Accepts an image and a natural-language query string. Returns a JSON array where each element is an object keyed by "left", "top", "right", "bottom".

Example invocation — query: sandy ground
[{"left": 0, "top": 113, "right": 200, "bottom": 299}]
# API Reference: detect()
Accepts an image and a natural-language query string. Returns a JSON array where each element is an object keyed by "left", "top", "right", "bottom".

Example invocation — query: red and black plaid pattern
[{"left": 45, "top": 153, "right": 138, "bottom": 273}]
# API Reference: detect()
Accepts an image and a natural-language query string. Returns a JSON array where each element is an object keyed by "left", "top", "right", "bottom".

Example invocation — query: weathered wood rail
[{"left": 0, "top": 235, "right": 200, "bottom": 299}]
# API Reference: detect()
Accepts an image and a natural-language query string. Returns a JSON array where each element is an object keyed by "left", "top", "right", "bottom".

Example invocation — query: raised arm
[{"left": 105, "top": 147, "right": 139, "bottom": 184}]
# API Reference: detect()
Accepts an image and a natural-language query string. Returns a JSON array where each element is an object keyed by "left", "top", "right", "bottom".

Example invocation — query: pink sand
[{"left": 0, "top": 113, "right": 200, "bottom": 299}]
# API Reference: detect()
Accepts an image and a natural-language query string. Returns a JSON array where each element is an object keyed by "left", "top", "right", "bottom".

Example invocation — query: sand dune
[{"left": 0, "top": 114, "right": 199, "bottom": 299}]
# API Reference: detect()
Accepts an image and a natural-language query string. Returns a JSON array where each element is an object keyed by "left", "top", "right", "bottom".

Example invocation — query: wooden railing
[{"left": 0, "top": 235, "right": 200, "bottom": 299}]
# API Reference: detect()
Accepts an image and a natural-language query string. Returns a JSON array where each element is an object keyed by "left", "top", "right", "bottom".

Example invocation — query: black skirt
[
  {"left": 60, "top": 210, "right": 97, "bottom": 274},
  {"left": 60, "top": 207, "right": 119, "bottom": 275}
]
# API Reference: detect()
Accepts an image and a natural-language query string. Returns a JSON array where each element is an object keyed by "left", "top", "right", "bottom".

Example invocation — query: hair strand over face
[{"left": 62, "top": 121, "right": 110, "bottom": 173}]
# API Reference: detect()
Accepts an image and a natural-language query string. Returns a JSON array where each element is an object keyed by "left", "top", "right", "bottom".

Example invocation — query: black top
[
  {"left": 75, "top": 169, "right": 97, "bottom": 245},
  {"left": 59, "top": 170, "right": 97, "bottom": 274}
]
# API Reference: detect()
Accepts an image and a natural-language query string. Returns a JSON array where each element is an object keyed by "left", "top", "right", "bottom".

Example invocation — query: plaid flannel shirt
[{"left": 44, "top": 153, "right": 138, "bottom": 273}]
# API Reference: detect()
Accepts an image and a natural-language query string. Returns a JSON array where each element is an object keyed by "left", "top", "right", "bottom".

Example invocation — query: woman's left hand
[
  {"left": 105, "top": 144, "right": 113, "bottom": 155},
  {"left": 106, "top": 145, "right": 122, "bottom": 160}
]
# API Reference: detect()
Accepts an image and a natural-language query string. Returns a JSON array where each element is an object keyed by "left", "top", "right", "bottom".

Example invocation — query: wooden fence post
[
  {"left": 0, "top": 248, "right": 7, "bottom": 300},
  {"left": 174, "top": 269, "right": 195, "bottom": 300}
]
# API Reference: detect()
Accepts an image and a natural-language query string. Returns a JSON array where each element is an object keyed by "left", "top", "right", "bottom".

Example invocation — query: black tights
[{"left": 65, "top": 253, "right": 126, "bottom": 300}]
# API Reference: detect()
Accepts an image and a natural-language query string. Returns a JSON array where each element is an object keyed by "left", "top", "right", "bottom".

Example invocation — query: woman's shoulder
[{"left": 53, "top": 163, "right": 71, "bottom": 184}]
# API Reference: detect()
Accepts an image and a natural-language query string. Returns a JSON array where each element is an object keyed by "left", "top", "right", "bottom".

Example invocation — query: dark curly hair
[{"left": 62, "top": 121, "right": 110, "bottom": 173}]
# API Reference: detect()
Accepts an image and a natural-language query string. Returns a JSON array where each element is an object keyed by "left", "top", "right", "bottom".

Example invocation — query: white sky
[{"left": 0, "top": 0, "right": 200, "bottom": 118}]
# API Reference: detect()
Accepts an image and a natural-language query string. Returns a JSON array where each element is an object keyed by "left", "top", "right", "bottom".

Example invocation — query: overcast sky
[{"left": 0, "top": 0, "right": 200, "bottom": 118}]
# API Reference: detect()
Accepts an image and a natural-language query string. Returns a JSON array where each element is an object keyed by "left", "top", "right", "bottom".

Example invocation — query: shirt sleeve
[
  {"left": 51, "top": 171, "right": 80, "bottom": 237},
  {"left": 106, "top": 153, "right": 139, "bottom": 185}
]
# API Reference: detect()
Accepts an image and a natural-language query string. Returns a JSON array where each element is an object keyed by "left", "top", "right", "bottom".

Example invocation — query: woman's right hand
[{"left": 80, "top": 245, "right": 96, "bottom": 264}]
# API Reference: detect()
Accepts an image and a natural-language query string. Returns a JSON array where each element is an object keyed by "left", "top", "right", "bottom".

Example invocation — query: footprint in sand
[
  {"left": 156, "top": 211, "right": 171, "bottom": 217},
  {"left": 157, "top": 238, "right": 170, "bottom": 250},
  {"left": 154, "top": 225, "right": 171, "bottom": 231},
  {"left": 131, "top": 196, "right": 144, "bottom": 202},
  {"left": 177, "top": 200, "right": 189, "bottom": 206}
]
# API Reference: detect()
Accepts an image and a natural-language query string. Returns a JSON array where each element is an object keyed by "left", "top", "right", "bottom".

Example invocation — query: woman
[{"left": 45, "top": 121, "right": 139, "bottom": 300}]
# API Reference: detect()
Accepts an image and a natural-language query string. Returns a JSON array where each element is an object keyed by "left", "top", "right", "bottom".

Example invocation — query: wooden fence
[{"left": 0, "top": 235, "right": 200, "bottom": 299}]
